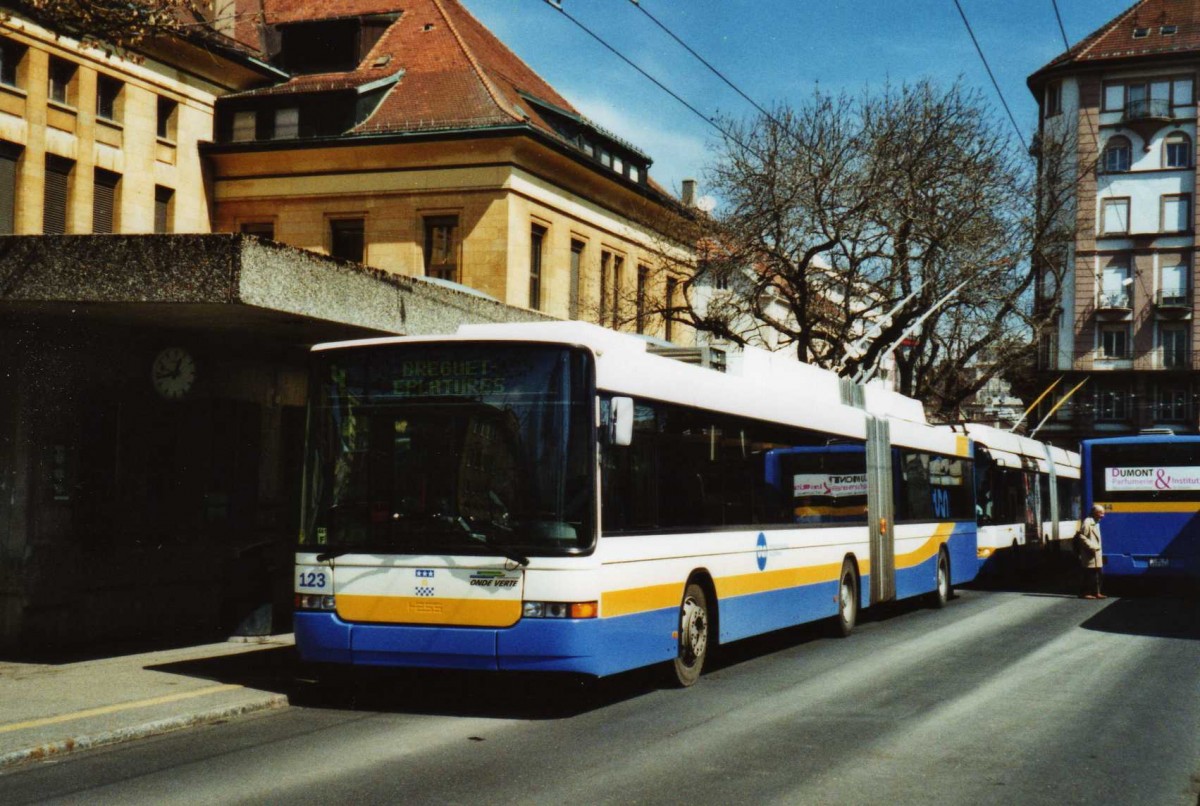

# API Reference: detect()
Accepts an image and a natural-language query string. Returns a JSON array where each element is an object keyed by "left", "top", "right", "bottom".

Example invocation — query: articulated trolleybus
[
  {"left": 1082, "top": 434, "right": 1200, "bottom": 580},
  {"left": 295, "top": 322, "right": 977, "bottom": 686},
  {"left": 957, "top": 424, "right": 1082, "bottom": 573}
]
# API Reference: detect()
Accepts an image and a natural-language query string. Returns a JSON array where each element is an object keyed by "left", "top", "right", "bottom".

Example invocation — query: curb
[{"left": 0, "top": 693, "right": 289, "bottom": 771}]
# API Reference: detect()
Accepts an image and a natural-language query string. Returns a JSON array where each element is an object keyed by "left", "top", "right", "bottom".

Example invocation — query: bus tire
[
  {"left": 931, "top": 548, "right": 951, "bottom": 609},
  {"left": 835, "top": 560, "right": 859, "bottom": 637},
  {"left": 672, "top": 582, "right": 710, "bottom": 687}
]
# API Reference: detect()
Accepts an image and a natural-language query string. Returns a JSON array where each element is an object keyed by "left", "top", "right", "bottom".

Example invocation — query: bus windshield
[{"left": 301, "top": 343, "right": 595, "bottom": 556}]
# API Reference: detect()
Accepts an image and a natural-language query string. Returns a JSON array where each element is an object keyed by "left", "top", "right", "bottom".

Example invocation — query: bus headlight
[
  {"left": 295, "top": 594, "right": 336, "bottom": 611},
  {"left": 522, "top": 601, "right": 598, "bottom": 619}
]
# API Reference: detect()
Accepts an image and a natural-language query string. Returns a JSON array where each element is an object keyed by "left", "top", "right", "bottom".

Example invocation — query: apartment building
[{"left": 1029, "top": 0, "right": 1200, "bottom": 441}]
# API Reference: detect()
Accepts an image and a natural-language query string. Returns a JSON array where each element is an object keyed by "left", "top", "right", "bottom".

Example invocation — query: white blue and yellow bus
[
  {"left": 1082, "top": 435, "right": 1200, "bottom": 580},
  {"left": 955, "top": 424, "right": 1082, "bottom": 572},
  {"left": 295, "top": 322, "right": 977, "bottom": 685}
]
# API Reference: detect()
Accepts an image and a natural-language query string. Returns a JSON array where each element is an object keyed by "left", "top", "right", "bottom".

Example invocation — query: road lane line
[{"left": 0, "top": 684, "right": 243, "bottom": 735}]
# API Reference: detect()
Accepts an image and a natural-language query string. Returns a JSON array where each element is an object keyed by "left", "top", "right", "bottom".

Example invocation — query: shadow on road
[{"left": 1079, "top": 588, "right": 1200, "bottom": 640}]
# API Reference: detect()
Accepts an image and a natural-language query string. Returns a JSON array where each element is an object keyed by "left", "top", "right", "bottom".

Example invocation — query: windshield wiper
[
  {"left": 448, "top": 515, "right": 529, "bottom": 567},
  {"left": 314, "top": 549, "right": 350, "bottom": 562}
]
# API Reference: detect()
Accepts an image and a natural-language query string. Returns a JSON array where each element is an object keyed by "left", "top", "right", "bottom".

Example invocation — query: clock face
[{"left": 151, "top": 347, "right": 196, "bottom": 399}]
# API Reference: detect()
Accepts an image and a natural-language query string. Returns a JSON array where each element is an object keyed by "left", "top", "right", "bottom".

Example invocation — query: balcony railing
[
  {"left": 1098, "top": 291, "right": 1131, "bottom": 310},
  {"left": 1156, "top": 288, "right": 1190, "bottom": 310},
  {"left": 1124, "top": 98, "right": 1173, "bottom": 121}
]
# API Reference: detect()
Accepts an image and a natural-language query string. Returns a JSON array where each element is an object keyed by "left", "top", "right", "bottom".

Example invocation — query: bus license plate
[{"left": 1149, "top": 558, "right": 1171, "bottom": 568}]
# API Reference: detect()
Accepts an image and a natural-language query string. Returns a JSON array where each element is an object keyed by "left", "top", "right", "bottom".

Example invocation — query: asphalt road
[{"left": 3, "top": 583, "right": 1199, "bottom": 805}]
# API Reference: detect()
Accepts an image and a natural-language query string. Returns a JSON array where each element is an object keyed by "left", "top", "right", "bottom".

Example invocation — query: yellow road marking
[{"left": 0, "top": 683, "right": 243, "bottom": 735}]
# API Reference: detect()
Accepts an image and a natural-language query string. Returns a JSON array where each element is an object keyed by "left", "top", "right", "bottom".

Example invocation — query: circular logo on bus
[{"left": 756, "top": 532, "right": 768, "bottom": 571}]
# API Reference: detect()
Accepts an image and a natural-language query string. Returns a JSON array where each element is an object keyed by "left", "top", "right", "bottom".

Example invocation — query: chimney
[{"left": 681, "top": 178, "right": 696, "bottom": 207}]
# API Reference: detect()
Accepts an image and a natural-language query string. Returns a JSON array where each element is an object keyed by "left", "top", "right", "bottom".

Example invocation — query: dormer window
[
  {"left": 1162, "top": 25, "right": 1178, "bottom": 35},
  {"left": 612, "top": 155, "right": 623, "bottom": 175},
  {"left": 231, "top": 110, "right": 256, "bottom": 142},
  {"left": 1133, "top": 27, "right": 1150, "bottom": 38},
  {"left": 274, "top": 107, "right": 300, "bottom": 139}
]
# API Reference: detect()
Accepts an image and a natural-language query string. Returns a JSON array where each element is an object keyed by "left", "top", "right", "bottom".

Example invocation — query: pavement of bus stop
[{"left": 0, "top": 634, "right": 298, "bottom": 771}]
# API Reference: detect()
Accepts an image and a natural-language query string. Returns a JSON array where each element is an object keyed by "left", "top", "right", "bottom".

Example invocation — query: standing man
[{"left": 1077, "top": 504, "right": 1106, "bottom": 600}]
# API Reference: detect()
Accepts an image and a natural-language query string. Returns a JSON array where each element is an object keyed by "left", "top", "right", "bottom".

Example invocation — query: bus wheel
[
  {"left": 673, "top": 583, "right": 710, "bottom": 687},
  {"left": 835, "top": 560, "right": 858, "bottom": 637},
  {"left": 931, "top": 549, "right": 951, "bottom": 609}
]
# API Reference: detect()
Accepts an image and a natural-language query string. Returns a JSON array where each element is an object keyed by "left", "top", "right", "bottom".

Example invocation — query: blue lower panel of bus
[
  {"left": 720, "top": 580, "right": 840, "bottom": 643},
  {"left": 295, "top": 610, "right": 676, "bottom": 677}
]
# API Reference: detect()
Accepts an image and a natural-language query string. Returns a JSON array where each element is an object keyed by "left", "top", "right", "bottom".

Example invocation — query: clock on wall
[{"left": 151, "top": 347, "right": 197, "bottom": 400}]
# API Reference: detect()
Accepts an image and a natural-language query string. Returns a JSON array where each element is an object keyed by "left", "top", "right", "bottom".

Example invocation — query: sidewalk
[{"left": 0, "top": 635, "right": 296, "bottom": 770}]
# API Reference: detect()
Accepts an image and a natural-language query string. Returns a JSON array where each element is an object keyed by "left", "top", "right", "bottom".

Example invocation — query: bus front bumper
[{"left": 294, "top": 610, "right": 674, "bottom": 677}]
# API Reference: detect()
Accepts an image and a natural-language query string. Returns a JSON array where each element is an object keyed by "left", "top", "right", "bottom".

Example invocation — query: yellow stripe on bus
[
  {"left": 602, "top": 582, "right": 683, "bottom": 618},
  {"left": 601, "top": 524, "right": 955, "bottom": 617},
  {"left": 1096, "top": 501, "right": 1200, "bottom": 513},
  {"left": 336, "top": 595, "right": 521, "bottom": 627}
]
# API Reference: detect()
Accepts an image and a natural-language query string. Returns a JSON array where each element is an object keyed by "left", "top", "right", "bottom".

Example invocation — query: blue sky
[{"left": 461, "top": 0, "right": 1133, "bottom": 197}]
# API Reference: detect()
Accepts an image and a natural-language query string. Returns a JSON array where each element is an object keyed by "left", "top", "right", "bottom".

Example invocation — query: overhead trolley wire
[
  {"left": 951, "top": 0, "right": 1029, "bottom": 152},
  {"left": 537, "top": 0, "right": 756, "bottom": 156}
]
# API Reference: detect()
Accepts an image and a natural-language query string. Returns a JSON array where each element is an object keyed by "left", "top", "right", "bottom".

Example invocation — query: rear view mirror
[{"left": 610, "top": 396, "right": 634, "bottom": 446}]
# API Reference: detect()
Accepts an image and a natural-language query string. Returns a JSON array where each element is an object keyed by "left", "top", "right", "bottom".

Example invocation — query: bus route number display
[
  {"left": 391, "top": 359, "right": 506, "bottom": 397},
  {"left": 1106, "top": 466, "right": 1200, "bottom": 492}
]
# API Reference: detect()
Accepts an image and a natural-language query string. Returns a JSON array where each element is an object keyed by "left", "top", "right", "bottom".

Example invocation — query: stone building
[
  {"left": 0, "top": 1, "right": 685, "bottom": 651},
  {"left": 1029, "top": 0, "right": 1200, "bottom": 442}
]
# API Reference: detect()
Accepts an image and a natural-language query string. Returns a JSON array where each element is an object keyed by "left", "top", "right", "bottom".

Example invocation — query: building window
[
  {"left": 613, "top": 155, "right": 624, "bottom": 175},
  {"left": 1101, "top": 198, "right": 1129, "bottom": 235},
  {"left": 1099, "top": 324, "right": 1130, "bottom": 359},
  {"left": 0, "top": 38, "right": 26, "bottom": 88},
  {"left": 1133, "top": 27, "right": 1150, "bottom": 39},
  {"left": 1161, "top": 260, "right": 1188, "bottom": 305},
  {"left": 599, "top": 250, "right": 611, "bottom": 325},
  {"left": 96, "top": 75, "right": 122, "bottom": 122},
  {"left": 610, "top": 254, "right": 624, "bottom": 328},
  {"left": 1163, "top": 25, "right": 1179, "bottom": 36},
  {"left": 0, "top": 141, "right": 20, "bottom": 235},
  {"left": 329, "top": 218, "right": 364, "bottom": 262},
  {"left": 274, "top": 107, "right": 299, "bottom": 140},
  {"left": 231, "top": 110, "right": 256, "bottom": 142},
  {"left": 599, "top": 149, "right": 612, "bottom": 169},
  {"left": 1156, "top": 386, "right": 1189, "bottom": 421},
  {"left": 1102, "top": 136, "right": 1132, "bottom": 172},
  {"left": 157, "top": 97, "right": 177, "bottom": 140},
  {"left": 48, "top": 57, "right": 75, "bottom": 106},
  {"left": 1162, "top": 194, "right": 1190, "bottom": 233},
  {"left": 154, "top": 186, "right": 173, "bottom": 234},
  {"left": 1174, "top": 78, "right": 1194, "bottom": 107},
  {"left": 569, "top": 239, "right": 584, "bottom": 320},
  {"left": 629, "top": 164, "right": 641, "bottom": 183},
  {"left": 240, "top": 221, "right": 275, "bottom": 240},
  {"left": 1165, "top": 132, "right": 1191, "bottom": 168},
  {"left": 1045, "top": 82, "right": 1062, "bottom": 117},
  {"left": 423, "top": 216, "right": 459, "bottom": 281},
  {"left": 92, "top": 168, "right": 120, "bottom": 234},
  {"left": 636, "top": 265, "right": 648, "bottom": 334},
  {"left": 1038, "top": 327, "right": 1058, "bottom": 370},
  {"left": 1162, "top": 324, "right": 1189, "bottom": 368},
  {"left": 664, "top": 276, "right": 678, "bottom": 341},
  {"left": 43, "top": 155, "right": 72, "bottom": 234},
  {"left": 1095, "top": 385, "right": 1131, "bottom": 421},
  {"left": 1100, "top": 262, "right": 1131, "bottom": 308},
  {"left": 529, "top": 224, "right": 545, "bottom": 311}
]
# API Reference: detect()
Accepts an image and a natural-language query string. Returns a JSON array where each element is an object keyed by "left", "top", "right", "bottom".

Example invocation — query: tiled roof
[
  {"left": 247, "top": 0, "right": 632, "bottom": 149},
  {"left": 1031, "top": 0, "right": 1200, "bottom": 82}
]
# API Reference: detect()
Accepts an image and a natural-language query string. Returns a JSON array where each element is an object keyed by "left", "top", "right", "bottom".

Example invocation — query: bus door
[
  {"left": 866, "top": 416, "right": 895, "bottom": 603},
  {"left": 1042, "top": 443, "right": 1060, "bottom": 543},
  {"left": 1021, "top": 455, "right": 1041, "bottom": 546}
]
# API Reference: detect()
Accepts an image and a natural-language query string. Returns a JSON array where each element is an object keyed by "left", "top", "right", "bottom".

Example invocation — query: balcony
[
  {"left": 1096, "top": 291, "right": 1132, "bottom": 319},
  {"left": 1156, "top": 288, "right": 1191, "bottom": 317},
  {"left": 1124, "top": 98, "right": 1173, "bottom": 122}
]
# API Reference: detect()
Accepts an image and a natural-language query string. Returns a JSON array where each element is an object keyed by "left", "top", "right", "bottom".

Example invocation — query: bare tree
[
  {"left": 11, "top": 1, "right": 209, "bottom": 52},
  {"left": 640, "top": 80, "right": 1076, "bottom": 420}
]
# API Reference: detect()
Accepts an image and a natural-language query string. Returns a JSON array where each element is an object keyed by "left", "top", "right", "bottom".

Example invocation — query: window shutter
[
  {"left": 0, "top": 142, "right": 20, "bottom": 235},
  {"left": 43, "top": 156, "right": 72, "bottom": 234},
  {"left": 92, "top": 168, "right": 119, "bottom": 234}
]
